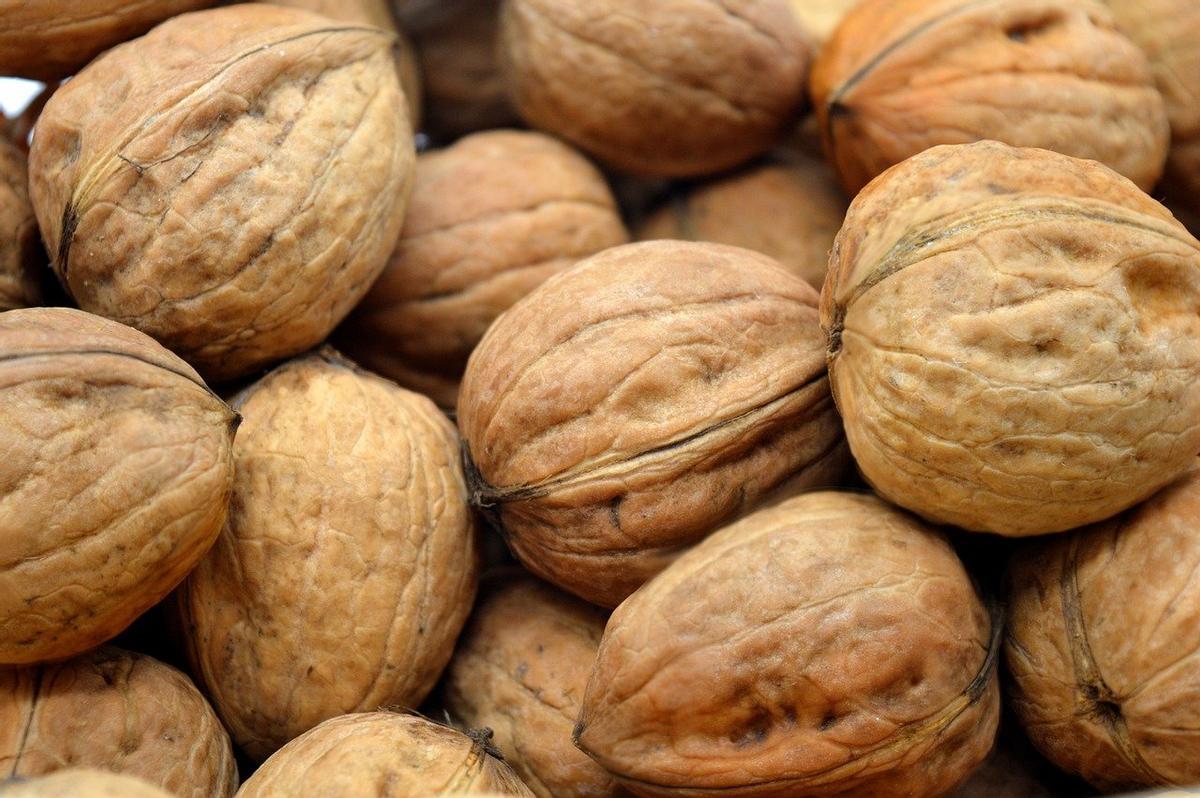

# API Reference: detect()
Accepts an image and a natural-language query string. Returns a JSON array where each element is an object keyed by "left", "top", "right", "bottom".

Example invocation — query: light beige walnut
[
  {"left": 0, "top": 138, "right": 41, "bottom": 311},
  {"left": 811, "top": 0, "right": 1169, "bottom": 194},
  {"left": 822, "top": 141, "right": 1200, "bottom": 536},
  {"left": 576, "top": 491, "right": 1000, "bottom": 798},
  {"left": 0, "top": 648, "right": 237, "bottom": 798},
  {"left": 28, "top": 4, "right": 415, "bottom": 382},
  {"left": 0, "top": 307, "right": 235, "bottom": 665},
  {"left": 337, "top": 130, "right": 628, "bottom": 409},
  {"left": 0, "top": 770, "right": 174, "bottom": 798},
  {"left": 175, "top": 349, "right": 478, "bottom": 762},
  {"left": 237, "top": 713, "right": 534, "bottom": 797},
  {"left": 787, "top": 0, "right": 858, "bottom": 42}
]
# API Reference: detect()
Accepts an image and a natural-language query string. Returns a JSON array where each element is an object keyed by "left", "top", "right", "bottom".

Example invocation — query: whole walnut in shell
[
  {"left": 811, "top": 0, "right": 1170, "bottom": 194},
  {"left": 337, "top": 130, "right": 629, "bottom": 409},
  {"left": 237, "top": 712, "right": 534, "bottom": 797},
  {"left": 0, "top": 647, "right": 237, "bottom": 798},
  {"left": 175, "top": 349, "right": 478, "bottom": 761},
  {"left": 28, "top": 4, "right": 415, "bottom": 382},
  {"left": 0, "top": 770, "right": 173, "bottom": 798},
  {"left": 1006, "top": 464, "right": 1200, "bottom": 790},
  {"left": 458, "top": 241, "right": 847, "bottom": 607},
  {"left": 822, "top": 141, "right": 1200, "bottom": 536},
  {"left": 0, "top": 307, "right": 235, "bottom": 665},
  {"left": 445, "top": 574, "right": 621, "bottom": 798},
  {"left": 576, "top": 491, "right": 1000, "bottom": 798},
  {"left": 0, "top": 138, "right": 41, "bottom": 312},
  {"left": 500, "top": 0, "right": 813, "bottom": 177}
]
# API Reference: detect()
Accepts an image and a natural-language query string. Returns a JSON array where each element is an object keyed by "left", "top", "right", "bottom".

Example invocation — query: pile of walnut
[{"left": 1, "top": 1, "right": 1199, "bottom": 797}]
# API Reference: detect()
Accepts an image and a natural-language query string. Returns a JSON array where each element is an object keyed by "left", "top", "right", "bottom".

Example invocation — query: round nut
[
  {"left": 811, "top": 0, "right": 1170, "bottom": 194},
  {"left": 175, "top": 348, "right": 478, "bottom": 761},
  {"left": 822, "top": 141, "right": 1200, "bottom": 536},
  {"left": 337, "top": 129, "right": 629, "bottom": 409},
  {"left": 0, "top": 307, "right": 235, "bottom": 664},
  {"left": 0, "top": 770, "right": 174, "bottom": 798},
  {"left": 576, "top": 491, "right": 1000, "bottom": 798},
  {"left": 458, "top": 241, "right": 847, "bottom": 607},
  {"left": 1006, "top": 464, "right": 1200, "bottom": 790},
  {"left": 0, "top": 137, "right": 41, "bottom": 312},
  {"left": 0, "top": 647, "right": 237, "bottom": 798},
  {"left": 28, "top": 4, "right": 415, "bottom": 382},
  {"left": 500, "top": 0, "right": 812, "bottom": 177},
  {"left": 237, "top": 712, "right": 534, "bottom": 797}
]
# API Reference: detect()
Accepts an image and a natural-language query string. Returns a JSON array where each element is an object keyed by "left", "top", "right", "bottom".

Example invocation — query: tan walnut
[
  {"left": 811, "top": 0, "right": 1169, "bottom": 194},
  {"left": 237, "top": 712, "right": 534, "bottom": 797},
  {"left": 1006, "top": 463, "right": 1200, "bottom": 791},
  {"left": 0, "top": 137, "right": 41, "bottom": 312},
  {"left": 174, "top": 348, "right": 478, "bottom": 762},
  {"left": 822, "top": 141, "right": 1200, "bottom": 536},
  {"left": 445, "top": 573, "right": 622, "bottom": 798},
  {"left": 28, "top": 4, "right": 415, "bottom": 382},
  {"left": 576, "top": 491, "right": 1000, "bottom": 798},
  {"left": 499, "top": 0, "right": 813, "bottom": 177},
  {"left": 0, "top": 770, "right": 174, "bottom": 798},
  {"left": 0, "top": 647, "right": 237, "bottom": 798},
  {"left": 458, "top": 241, "right": 847, "bottom": 607},
  {"left": 0, "top": 307, "right": 235, "bottom": 665},
  {"left": 337, "top": 129, "right": 629, "bottom": 409}
]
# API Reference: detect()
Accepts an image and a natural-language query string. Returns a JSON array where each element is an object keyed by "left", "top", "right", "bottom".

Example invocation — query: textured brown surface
[
  {"left": 822, "top": 141, "right": 1200, "bottom": 536},
  {"left": 0, "top": 648, "right": 237, "bottom": 798},
  {"left": 0, "top": 0, "right": 219, "bottom": 81},
  {"left": 1007, "top": 464, "right": 1200, "bottom": 791},
  {"left": 811, "top": 0, "right": 1169, "bottom": 194},
  {"left": 576, "top": 491, "right": 1000, "bottom": 798},
  {"left": 28, "top": 4, "right": 415, "bottom": 382},
  {"left": 0, "top": 769, "right": 174, "bottom": 798},
  {"left": 0, "top": 138, "right": 42, "bottom": 312},
  {"left": 445, "top": 574, "right": 621, "bottom": 798},
  {"left": 337, "top": 130, "right": 628, "bottom": 408},
  {"left": 0, "top": 307, "right": 235, "bottom": 665},
  {"left": 175, "top": 349, "right": 478, "bottom": 762},
  {"left": 237, "top": 712, "right": 534, "bottom": 797},
  {"left": 458, "top": 241, "right": 847, "bottom": 607},
  {"left": 500, "top": 0, "right": 812, "bottom": 177}
]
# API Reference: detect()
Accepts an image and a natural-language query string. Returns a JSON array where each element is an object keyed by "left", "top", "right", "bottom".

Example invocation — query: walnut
[
  {"left": 811, "top": 0, "right": 1170, "bottom": 194},
  {"left": 822, "top": 141, "right": 1200, "bottom": 536},
  {"left": 576, "top": 491, "right": 1000, "bottom": 798},
  {"left": 0, "top": 307, "right": 235, "bottom": 665},
  {"left": 458, "top": 241, "right": 847, "bottom": 607},
  {"left": 0, "top": 137, "right": 41, "bottom": 311},
  {"left": 0, "top": 770, "right": 174, "bottom": 798},
  {"left": 337, "top": 129, "right": 629, "bottom": 409},
  {"left": 28, "top": 4, "right": 415, "bottom": 382}
]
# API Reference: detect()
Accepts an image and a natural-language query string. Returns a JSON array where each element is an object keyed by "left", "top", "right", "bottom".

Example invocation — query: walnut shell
[
  {"left": 0, "top": 138, "right": 41, "bottom": 312},
  {"left": 499, "top": 0, "right": 813, "bottom": 177},
  {"left": 811, "top": 0, "right": 1170, "bottom": 194},
  {"left": 237, "top": 712, "right": 534, "bottom": 797},
  {"left": 576, "top": 491, "right": 1000, "bottom": 798},
  {"left": 636, "top": 153, "right": 845, "bottom": 291},
  {"left": 445, "top": 574, "right": 620, "bottom": 798},
  {"left": 0, "top": 770, "right": 174, "bottom": 798},
  {"left": 1006, "top": 464, "right": 1200, "bottom": 790},
  {"left": 28, "top": 4, "right": 415, "bottom": 382},
  {"left": 337, "top": 130, "right": 629, "bottom": 409},
  {"left": 458, "top": 241, "right": 847, "bottom": 607},
  {"left": 822, "top": 141, "right": 1200, "bottom": 536},
  {"left": 0, "top": 647, "right": 237, "bottom": 798},
  {"left": 0, "top": 1, "right": 219, "bottom": 81},
  {"left": 0, "top": 307, "right": 235, "bottom": 664},
  {"left": 175, "top": 348, "right": 478, "bottom": 761}
]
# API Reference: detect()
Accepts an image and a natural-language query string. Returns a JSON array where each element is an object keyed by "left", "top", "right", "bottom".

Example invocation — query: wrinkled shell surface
[
  {"left": 822, "top": 141, "right": 1200, "bottom": 536},
  {"left": 636, "top": 153, "right": 844, "bottom": 291},
  {"left": 176, "top": 349, "right": 478, "bottom": 762},
  {"left": 811, "top": 0, "right": 1169, "bottom": 194},
  {"left": 338, "top": 130, "right": 628, "bottom": 408},
  {"left": 1006, "top": 464, "right": 1200, "bottom": 790},
  {"left": 458, "top": 241, "right": 847, "bottom": 607},
  {"left": 237, "top": 712, "right": 534, "bottom": 797},
  {"left": 0, "top": 0, "right": 218, "bottom": 81},
  {"left": 0, "top": 647, "right": 237, "bottom": 798},
  {"left": 500, "top": 0, "right": 812, "bottom": 177},
  {"left": 28, "top": 4, "right": 415, "bottom": 382},
  {"left": 576, "top": 491, "right": 1000, "bottom": 798},
  {"left": 0, "top": 770, "right": 174, "bottom": 798},
  {"left": 0, "top": 307, "right": 235, "bottom": 664},
  {"left": 445, "top": 574, "right": 619, "bottom": 798},
  {"left": 0, "top": 138, "right": 41, "bottom": 312}
]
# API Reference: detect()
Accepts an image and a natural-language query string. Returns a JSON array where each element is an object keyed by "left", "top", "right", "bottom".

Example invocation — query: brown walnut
[
  {"left": 822, "top": 141, "right": 1200, "bottom": 536},
  {"left": 0, "top": 138, "right": 41, "bottom": 312},
  {"left": 0, "top": 770, "right": 174, "bottom": 798}
]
